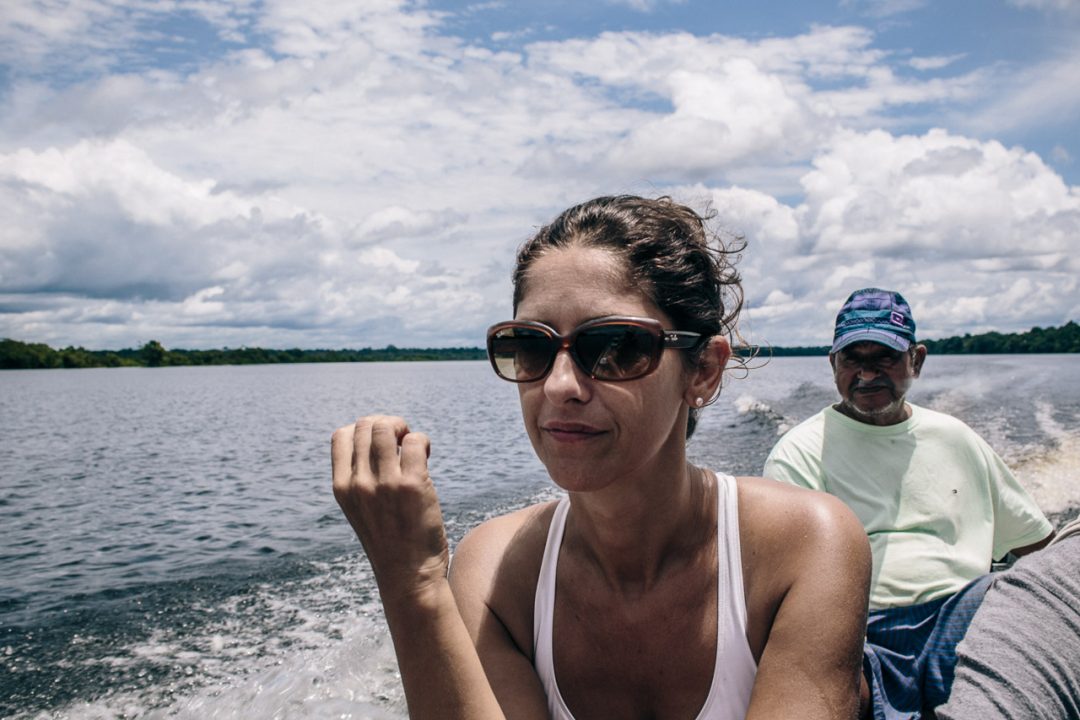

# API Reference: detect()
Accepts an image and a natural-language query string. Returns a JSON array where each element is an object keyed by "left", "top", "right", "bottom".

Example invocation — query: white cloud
[
  {"left": 799, "top": 128, "right": 1080, "bottom": 257},
  {"left": 773, "top": 128, "right": 1080, "bottom": 341},
  {"left": 1051, "top": 145, "right": 1074, "bottom": 164},
  {"left": 604, "top": 0, "right": 687, "bottom": 12},
  {"left": 908, "top": 54, "right": 965, "bottom": 71},
  {"left": 962, "top": 44, "right": 1080, "bottom": 138},
  {"left": 181, "top": 286, "right": 227, "bottom": 317},
  {"left": 0, "top": 2, "right": 1077, "bottom": 350},
  {"left": 254, "top": 0, "right": 441, "bottom": 59},
  {"left": 0, "top": 137, "right": 492, "bottom": 347},
  {"left": 1007, "top": 0, "right": 1080, "bottom": 11},
  {"left": 840, "top": 0, "right": 929, "bottom": 19},
  {"left": 0, "top": 0, "right": 261, "bottom": 79}
]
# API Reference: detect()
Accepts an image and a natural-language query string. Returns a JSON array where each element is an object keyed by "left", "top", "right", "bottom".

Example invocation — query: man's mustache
[{"left": 850, "top": 378, "right": 895, "bottom": 393}]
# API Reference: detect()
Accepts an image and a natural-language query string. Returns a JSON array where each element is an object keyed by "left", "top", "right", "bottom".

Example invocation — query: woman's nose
[{"left": 543, "top": 350, "right": 590, "bottom": 402}]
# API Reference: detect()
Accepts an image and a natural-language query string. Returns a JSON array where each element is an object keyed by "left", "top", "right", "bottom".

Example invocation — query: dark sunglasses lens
[
  {"left": 491, "top": 327, "right": 555, "bottom": 381},
  {"left": 575, "top": 324, "right": 657, "bottom": 380}
]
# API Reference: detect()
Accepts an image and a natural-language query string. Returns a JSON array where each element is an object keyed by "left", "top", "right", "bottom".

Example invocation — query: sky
[{"left": 1, "top": 0, "right": 1078, "bottom": 351}]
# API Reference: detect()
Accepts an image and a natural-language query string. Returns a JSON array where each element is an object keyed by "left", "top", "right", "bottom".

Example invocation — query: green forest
[
  {"left": 756, "top": 320, "right": 1080, "bottom": 357},
  {"left": 0, "top": 339, "right": 486, "bottom": 369},
  {"left": 2, "top": 320, "right": 1078, "bottom": 369}
]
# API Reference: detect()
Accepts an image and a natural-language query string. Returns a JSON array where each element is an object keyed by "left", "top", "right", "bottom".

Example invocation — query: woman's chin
[{"left": 543, "top": 463, "right": 616, "bottom": 494}]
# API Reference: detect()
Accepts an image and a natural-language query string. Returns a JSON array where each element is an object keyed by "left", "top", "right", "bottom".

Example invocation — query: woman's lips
[{"left": 542, "top": 422, "right": 606, "bottom": 443}]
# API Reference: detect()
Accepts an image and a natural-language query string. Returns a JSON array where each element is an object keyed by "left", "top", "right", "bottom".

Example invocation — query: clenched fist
[{"left": 331, "top": 415, "right": 450, "bottom": 604}]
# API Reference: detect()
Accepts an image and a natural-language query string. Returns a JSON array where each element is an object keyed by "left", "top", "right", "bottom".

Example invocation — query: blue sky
[{"left": 1, "top": 0, "right": 1078, "bottom": 350}]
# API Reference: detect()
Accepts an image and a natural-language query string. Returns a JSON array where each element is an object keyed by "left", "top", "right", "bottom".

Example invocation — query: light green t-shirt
[{"left": 763, "top": 403, "right": 1052, "bottom": 609}]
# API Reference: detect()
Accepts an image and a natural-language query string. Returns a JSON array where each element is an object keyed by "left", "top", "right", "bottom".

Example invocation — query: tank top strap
[
  {"left": 715, "top": 471, "right": 749, "bottom": 632},
  {"left": 695, "top": 470, "right": 756, "bottom": 719},
  {"left": 533, "top": 497, "right": 574, "bottom": 720}
]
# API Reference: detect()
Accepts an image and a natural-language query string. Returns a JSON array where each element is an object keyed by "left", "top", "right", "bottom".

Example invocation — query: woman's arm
[
  {"left": 332, "top": 415, "right": 544, "bottom": 720},
  {"left": 449, "top": 512, "right": 553, "bottom": 719},
  {"left": 741, "top": 480, "right": 871, "bottom": 720}
]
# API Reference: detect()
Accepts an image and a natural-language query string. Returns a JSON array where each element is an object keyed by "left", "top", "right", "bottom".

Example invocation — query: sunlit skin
[{"left": 830, "top": 340, "right": 927, "bottom": 426}]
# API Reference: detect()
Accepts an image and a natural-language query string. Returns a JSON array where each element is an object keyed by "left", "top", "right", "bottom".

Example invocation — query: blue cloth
[{"left": 863, "top": 574, "right": 995, "bottom": 720}]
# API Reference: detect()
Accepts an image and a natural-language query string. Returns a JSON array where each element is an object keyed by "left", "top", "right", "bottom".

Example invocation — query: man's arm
[
  {"left": 976, "top": 433, "right": 1055, "bottom": 561},
  {"left": 938, "top": 537, "right": 1080, "bottom": 720},
  {"left": 1009, "top": 529, "right": 1055, "bottom": 557}
]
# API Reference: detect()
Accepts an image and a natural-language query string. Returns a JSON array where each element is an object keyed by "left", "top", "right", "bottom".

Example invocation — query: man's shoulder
[
  {"left": 763, "top": 409, "right": 831, "bottom": 487},
  {"left": 773, "top": 407, "right": 830, "bottom": 445},
  {"left": 909, "top": 403, "right": 981, "bottom": 437}
]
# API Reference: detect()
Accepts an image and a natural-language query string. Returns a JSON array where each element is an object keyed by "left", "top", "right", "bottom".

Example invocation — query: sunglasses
[{"left": 487, "top": 316, "right": 704, "bottom": 383}]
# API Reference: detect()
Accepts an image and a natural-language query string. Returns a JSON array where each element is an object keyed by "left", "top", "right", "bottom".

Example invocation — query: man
[
  {"left": 937, "top": 518, "right": 1080, "bottom": 720},
  {"left": 763, "top": 287, "right": 1055, "bottom": 720}
]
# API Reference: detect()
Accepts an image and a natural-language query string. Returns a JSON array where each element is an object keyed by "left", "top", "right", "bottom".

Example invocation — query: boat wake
[
  {"left": 731, "top": 394, "right": 791, "bottom": 434},
  {"left": 1014, "top": 403, "right": 1080, "bottom": 524}
]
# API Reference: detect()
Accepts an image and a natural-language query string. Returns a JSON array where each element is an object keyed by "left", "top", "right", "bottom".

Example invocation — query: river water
[{"left": 2, "top": 356, "right": 1079, "bottom": 719}]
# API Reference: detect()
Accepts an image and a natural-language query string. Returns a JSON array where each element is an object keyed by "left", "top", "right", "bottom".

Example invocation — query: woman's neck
[{"left": 563, "top": 461, "right": 715, "bottom": 596}]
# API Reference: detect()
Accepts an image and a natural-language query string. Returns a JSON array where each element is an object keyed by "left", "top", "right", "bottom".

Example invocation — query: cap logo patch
[{"left": 890, "top": 310, "right": 905, "bottom": 326}]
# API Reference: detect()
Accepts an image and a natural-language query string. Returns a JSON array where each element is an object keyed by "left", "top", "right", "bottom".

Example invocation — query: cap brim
[{"left": 831, "top": 328, "right": 912, "bottom": 354}]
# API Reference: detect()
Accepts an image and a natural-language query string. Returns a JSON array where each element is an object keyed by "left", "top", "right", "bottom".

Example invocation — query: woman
[{"left": 332, "top": 195, "right": 871, "bottom": 719}]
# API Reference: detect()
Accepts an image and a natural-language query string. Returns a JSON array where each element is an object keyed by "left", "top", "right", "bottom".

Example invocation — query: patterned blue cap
[{"left": 831, "top": 288, "right": 917, "bottom": 353}]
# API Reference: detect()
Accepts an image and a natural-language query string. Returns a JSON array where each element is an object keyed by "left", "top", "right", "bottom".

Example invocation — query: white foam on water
[
  {"left": 1012, "top": 403, "right": 1080, "bottom": 517},
  {"left": 733, "top": 394, "right": 769, "bottom": 415},
  {"left": 151, "top": 617, "right": 407, "bottom": 720},
  {"left": 733, "top": 394, "right": 792, "bottom": 435},
  {"left": 39, "top": 615, "right": 406, "bottom": 720},
  {"left": 26, "top": 490, "right": 568, "bottom": 720},
  {"left": 22, "top": 552, "right": 410, "bottom": 720}
]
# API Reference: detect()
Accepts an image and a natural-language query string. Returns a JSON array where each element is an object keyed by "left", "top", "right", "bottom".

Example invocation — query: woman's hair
[{"left": 512, "top": 195, "right": 745, "bottom": 438}]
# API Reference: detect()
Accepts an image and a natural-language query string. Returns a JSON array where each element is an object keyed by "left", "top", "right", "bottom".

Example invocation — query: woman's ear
[{"left": 685, "top": 336, "right": 730, "bottom": 407}]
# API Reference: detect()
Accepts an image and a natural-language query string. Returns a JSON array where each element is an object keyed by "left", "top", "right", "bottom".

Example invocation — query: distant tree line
[
  {"left": 0, "top": 338, "right": 486, "bottom": 370},
  {"left": 3, "top": 320, "right": 1077, "bottom": 369},
  {"left": 738, "top": 320, "right": 1080, "bottom": 358},
  {"left": 920, "top": 321, "right": 1080, "bottom": 355}
]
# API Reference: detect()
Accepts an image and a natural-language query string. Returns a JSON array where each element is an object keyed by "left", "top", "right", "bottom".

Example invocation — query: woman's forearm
[{"left": 381, "top": 578, "right": 507, "bottom": 720}]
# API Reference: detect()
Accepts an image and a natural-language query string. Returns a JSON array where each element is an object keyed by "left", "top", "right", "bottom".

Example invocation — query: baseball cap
[{"left": 831, "top": 288, "right": 917, "bottom": 353}]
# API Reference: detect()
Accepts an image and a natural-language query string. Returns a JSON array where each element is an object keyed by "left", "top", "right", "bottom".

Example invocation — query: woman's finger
[
  {"left": 351, "top": 416, "right": 375, "bottom": 477},
  {"left": 370, "top": 416, "right": 409, "bottom": 478},
  {"left": 331, "top": 423, "right": 358, "bottom": 497},
  {"left": 400, "top": 431, "right": 431, "bottom": 479}
]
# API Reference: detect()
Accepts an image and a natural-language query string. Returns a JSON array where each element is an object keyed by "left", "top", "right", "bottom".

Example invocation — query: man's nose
[{"left": 856, "top": 365, "right": 881, "bottom": 382}]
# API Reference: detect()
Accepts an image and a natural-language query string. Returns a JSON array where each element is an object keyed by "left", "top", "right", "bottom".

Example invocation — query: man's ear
[
  {"left": 912, "top": 344, "right": 927, "bottom": 377},
  {"left": 686, "top": 336, "right": 731, "bottom": 407}
]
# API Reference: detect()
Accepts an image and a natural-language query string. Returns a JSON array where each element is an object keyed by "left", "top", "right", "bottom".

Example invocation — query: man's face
[{"left": 830, "top": 341, "right": 925, "bottom": 426}]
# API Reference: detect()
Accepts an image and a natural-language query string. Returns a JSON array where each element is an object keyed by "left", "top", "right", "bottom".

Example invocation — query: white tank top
[{"left": 532, "top": 472, "right": 757, "bottom": 719}]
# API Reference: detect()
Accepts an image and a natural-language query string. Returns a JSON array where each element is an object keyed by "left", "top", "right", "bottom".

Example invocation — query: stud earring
[{"left": 695, "top": 397, "right": 704, "bottom": 407}]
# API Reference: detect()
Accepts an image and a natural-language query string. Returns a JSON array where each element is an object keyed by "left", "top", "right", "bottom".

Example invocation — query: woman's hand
[
  {"left": 331, "top": 415, "right": 450, "bottom": 603},
  {"left": 332, "top": 416, "right": 516, "bottom": 719}
]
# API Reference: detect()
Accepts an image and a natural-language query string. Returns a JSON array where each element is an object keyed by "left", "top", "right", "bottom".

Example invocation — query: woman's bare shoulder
[
  {"left": 734, "top": 476, "right": 867, "bottom": 560},
  {"left": 453, "top": 501, "right": 557, "bottom": 562},
  {"left": 449, "top": 501, "right": 560, "bottom": 656},
  {"left": 733, "top": 477, "right": 870, "bottom": 719}
]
